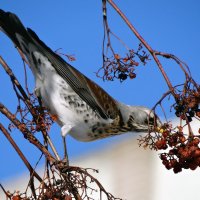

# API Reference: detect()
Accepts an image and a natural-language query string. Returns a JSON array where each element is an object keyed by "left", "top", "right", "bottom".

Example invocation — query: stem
[
  {"left": 0, "top": 184, "right": 11, "bottom": 199},
  {"left": 0, "top": 56, "right": 30, "bottom": 102},
  {"left": 154, "top": 51, "right": 191, "bottom": 78}
]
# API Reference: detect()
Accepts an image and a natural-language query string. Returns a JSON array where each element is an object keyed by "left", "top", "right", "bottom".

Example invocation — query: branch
[
  {"left": 0, "top": 55, "right": 60, "bottom": 160},
  {"left": 0, "top": 123, "right": 46, "bottom": 187},
  {"left": 0, "top": 102, "right": 56, "bottom": 163}
]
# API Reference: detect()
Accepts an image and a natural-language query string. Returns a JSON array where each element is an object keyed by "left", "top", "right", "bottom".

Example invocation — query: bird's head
[{"left": 119, "top": 104, "right": 162, "bottom": 132}]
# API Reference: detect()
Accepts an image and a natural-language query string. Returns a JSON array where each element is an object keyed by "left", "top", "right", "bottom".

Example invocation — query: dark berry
[
  {"left": 175, "top": 111, "right": 181, "bottom": 117},
  {"left": 188, "top": 110, "right": 195, "bottom": 117},
  {"left": 187, "top": 115, "right": 192, "bottom": 122},
  {"left": 118, "top": 73, "right": 127, "bottom": 81}
]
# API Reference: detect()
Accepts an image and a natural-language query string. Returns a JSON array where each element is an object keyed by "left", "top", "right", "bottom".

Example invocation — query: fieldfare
[{"left": 0, "top": 10, "right": 161, "bottom": 161}]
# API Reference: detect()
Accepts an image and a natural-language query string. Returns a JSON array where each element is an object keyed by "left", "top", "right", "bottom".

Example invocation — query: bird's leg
[
  {"left": 62, "top": 136, "right": 69, "bottom": 166},
  {"left": 61, "top": 124, "right": 74, "bottom": 166}
]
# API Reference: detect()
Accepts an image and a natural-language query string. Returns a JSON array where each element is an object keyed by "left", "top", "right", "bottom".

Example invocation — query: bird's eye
[
  {"left": 145, "top": 116, "right": 155, "bottom": 125},
  {"left": 149, "top": 117, "right": 155, "bottom": 125}
]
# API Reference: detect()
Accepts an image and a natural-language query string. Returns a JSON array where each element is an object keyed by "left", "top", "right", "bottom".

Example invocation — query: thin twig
[
  {"left": 0, "top": 123, "right": 46, "bottom": 186},
  {"left": 0, "top": 183, "right": 11, "bottom": 199},
  {"left": 0, "top": 102, "right": 56, "bottom": 163}
]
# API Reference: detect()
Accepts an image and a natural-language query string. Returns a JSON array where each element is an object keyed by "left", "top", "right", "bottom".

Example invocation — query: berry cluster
[
  {"left": 143, "top": 81, "right": 200, "bottom": 173},
  {"left": 8, "top": 94, "right": 54, "bottom": 134},
  {"left": 98, "top": 44, "right": 150, "bottom": 82},
  {"left": 155, "top": 128, "right": 200, "bottom": 173},
  {"left": 99, "top": 50, "right": 138, "bottom": 82},
  {"left": 139, "top": 125, "right": 200, "bottom": 173},
  {"left": 174, "top": 88, "right": 200, "bottom": 121},
  {"left": 139, "top": 82, "right": 200, "bottom": 173}
]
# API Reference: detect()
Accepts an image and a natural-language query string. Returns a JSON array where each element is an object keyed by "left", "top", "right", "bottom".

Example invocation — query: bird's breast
[{"left": 39, "top": 71, "right": 100, "bottom": 126}]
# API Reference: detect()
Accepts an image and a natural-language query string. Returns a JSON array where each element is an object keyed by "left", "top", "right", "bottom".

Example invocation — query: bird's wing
[{"left": 27, "top": 29, "right": 121, "bottom": 120}]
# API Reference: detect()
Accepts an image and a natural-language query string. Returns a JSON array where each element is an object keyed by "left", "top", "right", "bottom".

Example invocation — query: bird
[{"left": 0, "top": 10, "right": 161, "bottom": 162}]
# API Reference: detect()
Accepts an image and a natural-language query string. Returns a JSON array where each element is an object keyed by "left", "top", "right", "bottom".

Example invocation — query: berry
[
  {"left": 160, "top": 154, "right": 167, "bottom": 160},
  {"left": 129, "top": 72, "right": 136, "bottom": 79},
  {"left": 193, "top": 138, "right": 200, "bottom": 146},
  {"left": 173, "top": 164, "right": 182, "bottom": 173},
  {"left": 118, "top": 73, "right": 127, "bottom": 81},
  {"left": 188, "top": 110, "right": 195, "bottom": 117},
  {"left": 179, "top": 136, "right": 186, "bottom": 143},
  {"left": 196, "top": 111, "right": 200, "bottom": 118},
  {"left": 194, "top": 149, "right": 200, "bottom": 157},
  {"left": 155, "top": 139, "right": 167, "bottom": 150},
  {"left": 187, "top": 115, "right": 192, "bottom": 122}
]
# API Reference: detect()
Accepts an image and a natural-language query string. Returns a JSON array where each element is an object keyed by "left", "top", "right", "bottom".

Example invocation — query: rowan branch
[
  {"left": 0, "top": 123, "right": 46, "bottom": 186},
  {"left": 0, "top": 102, "right": 56, "bottom": 163}
]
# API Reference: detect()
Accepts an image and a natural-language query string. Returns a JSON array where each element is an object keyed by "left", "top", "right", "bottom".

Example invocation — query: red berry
[
  {"left": 129, "top": 72, "right": 136, "bottom": 79},
  {"left": 193, "top": 138, "right": 200, "bottom": 146},
  {"left": 160, "top": 154, "right": 166, "bottom": 160},
  {"left": 179, "top": 136, "right": 186, "bottom": 143},
  {"left": 196, "top": 111, "right": 200, "bottom": 118},
  {"left": 194, "top": 149, "right": 200, "bottom": 157},
  {"left": 155, "top": 139, "right": 168, "bottom": 150},
  {"left": 173, "top": 164, "right": 182, "bottom": 173},
  {"left": 189, "top": 163, "right": 198, "bottom": 170}
]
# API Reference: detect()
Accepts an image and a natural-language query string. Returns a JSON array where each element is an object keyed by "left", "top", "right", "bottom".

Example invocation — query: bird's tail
[{"left": 0, "top": 9, "right": 32, "bottom": 52}]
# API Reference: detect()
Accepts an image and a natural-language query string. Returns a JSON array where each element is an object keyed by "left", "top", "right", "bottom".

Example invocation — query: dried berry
[
  {"left": 155, "top": 139, "right": 167, "bottom": 150},
  {"left": 196, "top": 111, "right": 200, "bottom": 118},
  {"left": 180, "top": 114, "right": 187, "bottom": 120},
  {"left": 160, "top": 154, "right": 167, "bottom": 160},
  {"left": 194, "top": 149, "right": 200, "bottom": 157},
  {"left": 118, "top": 73, "right": 127, "bottom": 81},
  {"left": 175, "top": 111, "right": 181, "bottom": 117},
  {"left": 162, "top": 131, "right": 169, "bottom": 138},
  {"left": 129, "top": 72, "right": 136, "bottom": 79},
  {"left": 170, "top": 159, "right": 177, "bottom": 167},
  {"left": 173, "top": 164, "right": 182, "bottom": 173},
  {"left": 186, "top": 115, "right": 192, "bottom": 122},
  {"left": 114, "top": 54, "right": 120, "bottom": 60},
  {"left": 179, "top": 136, "right": 186, "bottom": 143},
  {"left": 189, "top": 162, "right": 198, "bottom": 170},
  {"left": 12, "top": 195, "right": 21, "bottom": 200},
  {"left": 188, "top": 110, "right": 195, "bottom": 117},
  {"left": 193, "top": 138, "right": 200, "bottom": 146}
]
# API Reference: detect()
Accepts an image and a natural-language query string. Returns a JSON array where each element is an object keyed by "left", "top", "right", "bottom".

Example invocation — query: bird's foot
[{"left": 62, "top": 136, "right": 69, "bottom": 166}]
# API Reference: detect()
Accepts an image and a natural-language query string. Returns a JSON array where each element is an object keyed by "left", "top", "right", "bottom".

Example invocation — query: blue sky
[{"left": 0, "top": 1, "right": 200, "bottom": 181}]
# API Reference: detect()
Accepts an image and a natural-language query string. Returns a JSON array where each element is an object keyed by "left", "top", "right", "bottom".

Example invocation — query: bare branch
[{"left": 0, "top": 123, "right": 45, "bottom": 186}]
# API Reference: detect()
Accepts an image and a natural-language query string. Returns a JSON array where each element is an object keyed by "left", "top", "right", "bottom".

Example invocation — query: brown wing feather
[{"left": 85, "top": 77, "right": 120, "bottom": 119}]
